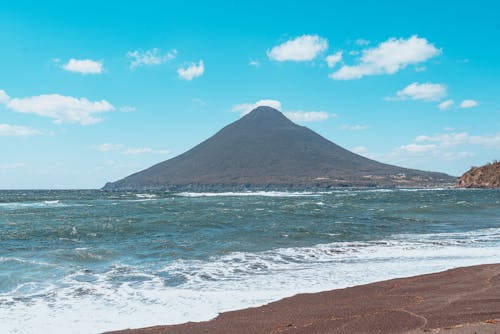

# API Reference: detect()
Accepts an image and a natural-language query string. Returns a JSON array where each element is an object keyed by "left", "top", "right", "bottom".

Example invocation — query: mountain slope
[{"left": 103, "top": 106, "right": 455, "bottom": 190}]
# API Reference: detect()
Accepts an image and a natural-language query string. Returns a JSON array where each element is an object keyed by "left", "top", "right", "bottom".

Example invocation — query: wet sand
[{"left": 107, "top": 264, "right": 500, "bottom": 334}]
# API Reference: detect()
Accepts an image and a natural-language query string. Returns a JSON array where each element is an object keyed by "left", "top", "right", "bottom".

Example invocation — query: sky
[{"left": 1, "top": 0, "right": 499, "bottom": 189}]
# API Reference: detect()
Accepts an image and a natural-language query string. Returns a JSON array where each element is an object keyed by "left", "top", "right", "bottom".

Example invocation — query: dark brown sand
[{"left": 107, "top": 264, "right": 500, "bottom": 334}]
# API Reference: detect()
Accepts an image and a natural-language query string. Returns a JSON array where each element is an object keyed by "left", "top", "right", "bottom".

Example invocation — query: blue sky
[{"left": 1, "top": 1, "right": 499, "bottom": 189}]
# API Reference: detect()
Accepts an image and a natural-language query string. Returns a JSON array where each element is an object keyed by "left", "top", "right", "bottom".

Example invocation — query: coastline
[{"left": 107, "top": 263, "right": 500, "bottom": 334}]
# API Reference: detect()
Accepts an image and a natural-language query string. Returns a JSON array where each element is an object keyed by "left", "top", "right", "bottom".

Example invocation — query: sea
[{"left": 1, "top": 188, "right": 499, "bottom": 333}]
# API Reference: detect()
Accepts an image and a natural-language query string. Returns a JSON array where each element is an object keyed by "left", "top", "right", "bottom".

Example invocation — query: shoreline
[{"left": 107, "top": 263, "right": 500, "bottom": 334}]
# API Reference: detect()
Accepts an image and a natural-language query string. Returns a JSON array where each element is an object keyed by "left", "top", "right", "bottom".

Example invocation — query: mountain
[
  {"left": 457, "top": 161, "right": 500, "bottom": 188},
  {"left": 103, "top": 106, "right": 455, "bottom": 190}
]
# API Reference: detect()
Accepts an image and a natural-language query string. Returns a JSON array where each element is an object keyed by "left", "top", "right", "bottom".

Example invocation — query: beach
[{"left": 109, "top": 263, "right": 500, "bottom": 334}]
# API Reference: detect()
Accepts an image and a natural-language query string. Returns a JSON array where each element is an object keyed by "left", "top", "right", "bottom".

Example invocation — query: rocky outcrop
[{"left": 458, "top": 161, "right": 500, "bottom": 188}]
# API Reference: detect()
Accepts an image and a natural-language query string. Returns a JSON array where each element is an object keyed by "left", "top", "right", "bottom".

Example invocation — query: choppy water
[{"left": 0, "top": 188, "right": 499, "bottom": 333}]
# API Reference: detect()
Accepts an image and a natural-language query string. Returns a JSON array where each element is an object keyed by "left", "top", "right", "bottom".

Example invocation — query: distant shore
[{"left": 107, "top": 263, "right": 500, "bottom": 334}]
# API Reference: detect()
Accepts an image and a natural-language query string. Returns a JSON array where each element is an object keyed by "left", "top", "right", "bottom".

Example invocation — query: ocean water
[{"left": 1, "top": 188, "right": 499, "bottom": 333}]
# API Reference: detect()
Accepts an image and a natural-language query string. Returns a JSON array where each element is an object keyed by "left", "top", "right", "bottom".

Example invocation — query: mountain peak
[
  {"left": 247, "top": 105, "right": 281, "bottom": 115},
  {"left": 239, "top": 106, "right": 294, "bottom": 127}
]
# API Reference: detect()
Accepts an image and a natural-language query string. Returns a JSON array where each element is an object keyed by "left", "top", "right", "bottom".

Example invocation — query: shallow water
[{"left": 0, "top": 188, "right": 499, "bottom": 333}]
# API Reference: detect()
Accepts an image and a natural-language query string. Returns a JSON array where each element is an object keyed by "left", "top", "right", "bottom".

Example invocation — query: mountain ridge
[{"left": 103, "top": 106, "right": 455, "bottom": 190}]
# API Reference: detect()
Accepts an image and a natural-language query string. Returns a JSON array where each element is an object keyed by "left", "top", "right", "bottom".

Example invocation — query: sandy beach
[{"left": 108, "top": 263, "right": 500, "bottom": 334}]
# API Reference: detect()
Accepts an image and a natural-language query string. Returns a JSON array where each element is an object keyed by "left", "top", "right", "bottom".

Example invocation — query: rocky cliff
[{"left": 457, "top": 161, "right": 500, "bottom": 188}]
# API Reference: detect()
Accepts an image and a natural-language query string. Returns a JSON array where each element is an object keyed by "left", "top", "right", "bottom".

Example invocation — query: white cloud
[
  {"left": 62, "top": 59, "right": 103, "bottom": 74},
  {"left": 127, "top": 48, "right": 177, "bottom": 69},
  {"left": 325, "top": 51, "right": 343, "bottom": 68},
  {"left": 119, "top": 106, "right": 136, "bottom": 112},
  {"left": 351, "top": 146, "right": 368, "bottom": 154},
  {"left": 249, "top": 59, "right": 260, "bottom": 67},
  {"left": 339, "top": 124, "right": 369, "bottom": 131},
  {"left": 177, "top": 60, "right": 204, "bottom": 81},
  {"left": 0, "top": 89, "right": 10, "bottom": 103},
  {"left": 395, "top": 82, "right": 447, "bottom": 101},
  {"left": 443, "top": 126, "right": 455, "bottom": 132},
  {"left": 268, "top": 34, "right": 328, "bottom": 62},
  {"left": 284, "top": 111, "right": 330, "bottom": 122},
  {"left": 0, "top": 123, "right": 43, "bottom": 136},
  {"left": 398, "top": 143, "right": 437, "bottom": 153},
  {"left": 1, "top": 90, "right": 115, "bottom": 125},
  {"left": 438, "top": 99, "right": 454, "bottom": 110},
  {"left": 373, "top": 131, "right": 498, "bottom": 165},
  {"left": 363, "top": 130, "right": 500, "bottom": 169},
  {"left": 355, "top": 39, "right": 370, "bottom": 46},
  {"left": 415, "top": 131, "right": 500, "bottom": 148},
  {"left": 330, "top": 35, "right": 441, "bottom": 80},
  {"left": 122, "top": 147, "right": 170, "bottom": 155},
  {"left": 94, "top": 143, "right": 124, "bottom": 152},
  {"left": 232, "top": 99, "right": 283, "bottom": 115},
  {"left": 232, "top": 99, "right": 331, "bottom": 122},
  {"left": 459, "top": 99, "right": 478, "bottom": 108},
  {"left": 382, "top": 132, "right": 500, "bottom": 163},
  {"left": 192, "top": 98, "right": 206, "bottom": 105}
]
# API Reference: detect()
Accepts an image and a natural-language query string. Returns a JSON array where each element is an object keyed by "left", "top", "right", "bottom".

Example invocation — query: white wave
[
  {"left": 135, "top": 194, "right": 157, "bottom": 199},
  {"left": 1, "top": 228, "right": 500, "bottom": 334},
  {"left": 0, "top": 201, "right": 67, "bottom": 210},
  {"left": 176, "top": 191, "right": 321, "bottom": 197}
]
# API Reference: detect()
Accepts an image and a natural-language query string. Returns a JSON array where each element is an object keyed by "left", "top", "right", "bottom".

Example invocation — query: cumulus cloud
[
  {"left": 355, "top": 39, "right": 370, "bottom": 46},
  {"left": 339, "top": 124, "right": 369, "bottom": 131},
  {"left": 232, "top": 99, "right": 332, "bottom": 122},
  {"left": 360, "top": 131, "right": 499, "bottom": 171},
  {"left": 284, "top": 111, "right": 330, "bottom": 122},
  {"left": 177, "top": 60, "right": 204, "bottom": 81},
  {"left": 330, "top": 35, "right": 441, "bottom": 80},
  {"left": 415, "top": 131, "right": 500, "bottom": 148},
  {"left": 122, "top": 147, "right": 170, "bottom": 155},
  {"left": 119, "top": 106, "right": 136, "bottom": 112},
  {"left": 364, "top": 131, "right": 493, "bottom": 164},
  {"left": 371, "top": 131, "right": 498, "bottom": 165},
  {"left": 325, "top": 51, "right": 343, "bottom": 68},
  {"left": 438, "top": 99, "right": 455, "bottom": 110},
  {"left": 459, "top": 99, "right": 478, "bottom": 108},
  {"left": 1, "top": 90, "right": 115, "bottom": 125},
  {"left": 62, "top": 59, "right": 103, "bottom": 74},
  {"left": 394, "top": 82, "right": 447, "bottom": 101},
  {"left": 268, "top": 34, "right": 328, "bottom": 62},
  {"left": 0, "top": 89, "right": 10, "bottom": 103},
  {"left": 398, "top": 143, "right": 437, "bottom": 153},
  {"left": 249, "top": 59, "right": 260, "bottom": 67},
  {"left": 0, "top": 123, "right": 43, "bottom": 136},
  {"left": 127, "top": 48, "right": 177, "bottom": 68},
  {"left": 232, "top": 99, "right": 283, "bottom": 115}
]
